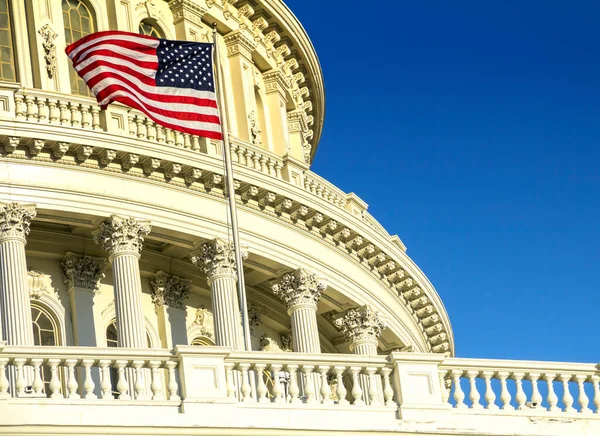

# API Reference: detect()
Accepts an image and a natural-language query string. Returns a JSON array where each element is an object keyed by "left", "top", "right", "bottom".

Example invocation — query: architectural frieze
[
  {"left": 0, "top": 202, "right": 37, "bottom": 241},
  {"left": 151, "top": 271, "right": 191, "bottom": 310},
  {"left": 61, "top": 253, "right": 107, "bottom": 292},
  {"left": 0, "top": 137, "right": 451, "bottom": 354},
  {"left": 333, "top": 306, "right": 387, "bottom": 344},
  {"left": 93, "top": 215, "right": 152, "bottom": 257},
  {"left": 271, "top": 268, "right": 326, "bottom": 308}
]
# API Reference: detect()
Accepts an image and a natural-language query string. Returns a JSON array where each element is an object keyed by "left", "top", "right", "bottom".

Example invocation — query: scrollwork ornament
[
  {"left": 62, "top": 253, "right": 107, "bottom": 292},
  {"left": 333, "top": 305, "right": 386, "bottom": 343},
  {"left": 151, "top": 271, "right": 191, "bottom": 310},
  {"left": 93, "top": 215, "right": 151, "bottom": 257},
  {"left": 0, "top": 202, "right": 36, "bottom": 242},
  {"left": 271, "top": 268, "right": 326, "bottom": 309},
  {"left": 38, "top": 24, "right": 58, "bottom": 79},
  {"left": 190, "top": 238, "right": 247, "bottom": 278}
]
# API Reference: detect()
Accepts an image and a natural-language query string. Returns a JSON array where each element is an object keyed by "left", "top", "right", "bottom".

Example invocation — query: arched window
[
  {"left": 0, "top": 0, "right": 16, "bottom": 81},
  {"left": 191, "top": 336, "right": 214, "bottom": 346},
  {"left": 138, "top": 20, "right": 163, "bottom": 39},
  {"left": 32, "top": 305, "right": 58, "bottom": 346},
  {"left": 106, "top": 321, "right": 152, "bottom": 348},
  {"left": 62, "top": 0, "right": 95, "bottom": 96}
]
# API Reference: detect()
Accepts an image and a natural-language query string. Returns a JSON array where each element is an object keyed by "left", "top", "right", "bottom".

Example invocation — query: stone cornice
[
  {"left": 151, "top": 271, "right": 191, "bottom": 310},
  {"left": 62, "top": 252, "right": 107, "bottom": 292},
  {"left": 1, "top": 135, "right": 453, "bottom": 355}
]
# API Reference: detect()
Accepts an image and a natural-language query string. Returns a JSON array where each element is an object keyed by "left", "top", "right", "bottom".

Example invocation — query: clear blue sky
[{"left": 288, "top": 0, "right": 600, "bottom": 363}]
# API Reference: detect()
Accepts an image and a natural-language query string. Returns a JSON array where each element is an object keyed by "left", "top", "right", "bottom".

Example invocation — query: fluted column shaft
[
  {"left": 351, "top": 339, "right": 379, "bottom": 356},
  {"left": 209, "top": 273, "right": 243, "bottom": 350},
  {"left": 289, "top": 303, "right": 320, "bottom": 353},
  {"left": 0, "top": 203, "right": 36, "bottom": 346},
  {"left": 0, "top": 238, "right": 33, "bottom": 345}
]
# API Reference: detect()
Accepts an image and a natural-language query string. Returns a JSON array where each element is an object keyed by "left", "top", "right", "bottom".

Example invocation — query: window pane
[
  {"left": 63, "top": 0, "right": 95, "bottom": 96},
  {"left": 0, "top": 0, "right": 15, "bottom": 82}
]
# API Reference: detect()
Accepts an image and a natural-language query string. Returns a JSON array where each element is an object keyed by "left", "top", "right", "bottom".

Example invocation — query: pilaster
[
  {"left": 151, "top": 271, "right": 191, "bottom": 348},
  {"left": 190, "top": 238, "right": 247, "bottom": 350},
  {"left": 287, "top": 109, "right": 309, "bottom": 163},
  {"left": 271, "top": 268, "right": 326, "bottom": 354},
  {"left": 224, "top": 29, "right": 258, "bottom": 143},
  {"left": 93, "top": 215, "right": 151, "bottom": 348},
  {"left": 62, "top": 253, "right": 107, "bottom": 346},
  {"left": 0, "top": 203, "right": 37, "bottom": 345},
  {"left": 263, "top": 70, "right": 291, "bottom": 155}
]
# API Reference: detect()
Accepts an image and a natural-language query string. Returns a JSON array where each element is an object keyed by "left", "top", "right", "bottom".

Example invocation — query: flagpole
[{"left": 212, "top": 24, "right": 252, "bottom": 352}]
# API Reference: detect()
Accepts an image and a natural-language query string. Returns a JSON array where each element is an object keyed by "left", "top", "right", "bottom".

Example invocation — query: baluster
[
  {"left": 174, "top": 131, "right": 183, "bottom": 147},
  {"left": 98, "top": 360, "right": 112, "bottom": 400},
  {"left": 48, "top": 100, "right": 58, "bottom": 123},
  {"left": 127, "top": 114, "right": 136, "bottom": 135},
  {"left": 513, "top": 372, "right": 526, "bottom": 410},
  {"left": 69, "top": 102, "right": 81, "bottom": 127},
  {"left": 65, "top": 359, "right": 79, "bottom": 399},
  {"left": 254, "top": 363, "right": 268, "bottom": 403},
  {"left": 544, "top": 373, "right": 560, "bottom": 412},
  {"left": 274, "top": 162, "right": 283, "bottom": 179},
  {"left": 349, "top": 366, "right": 364, "bottom": 406},
  {"left": 380, "top": 367, "right": 395, "bottom": 407},
  {"left": 25, "top": 95, "right": 36, "bottom": 121},
  {"left": 260, "top": 156, "right": 268, "bottom": 174},
  {"left": 13, "top": 358, "right": 26, "bottom": 397},
  {"left": 591, "top": 375, "right": 600, "bottom": 414},
  {"left": 115, "top": 360, "right": 130, "bottom": 400},
  {"left": 466, "top": 370, "right": 482, "bottom": 409},
  {"left": 0, "top": 358, "right": 9, "bottom": 398},
  {"left": 271, "top": 364, "right": 284, "bottom": 403},
  {"left": 365, "top": 367, "right": 380, "bottom": 406},
  {"left": 14, "top": 93, "right": 25, "bottom": 117},
  {"left": 334, "top": 366, "right": 349, "bottom": 405},
  {"left": 146, "top": 119, "right": 156, "bottom": 140},
  {"left": 481, "top": 371, "right": 498, "bottom": 409},
  {"left": 135, "top": 117, "right": 145, "bottom": 139},
  {"left": 498, "top": 371, "right": 514, "bottom": 410},
  {"left": 80, "top": 106, "right": 90, "bottom": 128},
  {"left": 439, "top": 370, "right": 450, "bottom": 405},
  {"left": 37, "top": 101, "right": 48, "bottom": 123},
  {"left": 318, "top": 366, "right": 332, "bottom": 405},
  {"left": 560, "top": 374, "right": 575, "bottom": 413},
  {"left": 183, "top": 133, "right": 192, "bottom": 149},
  {"left": 82, "top": 359, "right": 96, "bottom": 399},
  {"left": 132, "top": 361, "right": 148, "bottom": 400},
  {"left": 149, "top": 361, "right": 164, "bottom": 400},
  {"left": 165, "top": 128, "right": 175, "bottom": 145},
  {"left": 236, "top": 146, "right": 245, "bottom": 165},
  {"left": 46, "top": 359, "right": 62, "bottom": 399},
  {"left": 225, "top": 363, "right": 236, "bottom": 400},
  {"left": 165, "top": 361, "right": 180, "bottom": 401},
  {"left": 575, "top": 375, "right": 590, "bottom": 413},
  {"left": 451, "top": 369, "right": 467, "bottom": 409},
  {"left": 528, "top": 373, "right": 544, "bottom": 409},
  {"left": 191, "top": 135, "right": 200, "bottom": 151},
  {"left": 156, "top": 125, "right": 165, "bottom": 143},
  {"left": 267, "top": 159, "right": 276, "bottom": 177},
  {"left": 286, "top": 364, "right": 301, "bottom": 404},
  {"left": 31, "top": 359, "right": 44, "bottom": 395},
  {"left": 238, "top": 363, "right": 252, "bottom": 402},
  {"left": 302, "top": 365, "right": 317, "bottom": 404},
  {"left": 91, "top": 107, "right": 100, "bottom": 129},
  {"left": 252, "top": 153, "right": 260, "bottom": 170},
  {"left": 58, "top": 102, "right": 69, "bottom": 125},
  {"left": 245, "top": 150, "right": 254, "bottom": 168}
]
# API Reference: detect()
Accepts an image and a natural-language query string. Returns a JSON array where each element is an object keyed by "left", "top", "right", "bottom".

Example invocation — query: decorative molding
[
  {"left": 0, "top": 202, "right": 36, "bottom": 242},
  {"left": 248, "top": 110, "right": 261, "bottom": 145},
  {"left": 280, "top": 331, "right": 293, "bottom": 352},
  {"left": 28, "top": 270, "right": 50, "bottom": 299},
  {"left": 62, "top": 253, "right": 107, "bottom": 292},
  {"left": 271, "top": 268, "right": 326, "bottom": 309},
  {"left": 168, "top": 0, "right": 207, "bottom": 25},
  {"left": 189, "top": 305, "right": 215, "bottom": 339},
  {"left": 151, "top": 271, "right": 191, "bottom": 310},
  {"left": 93, "top": 215, "right": 151, "bottom": 257},
  {"left": 190, "top": 238, "right": 248, "bottom": 278},
  {"left": 247, "top": 303, "right": 261, "bottom": 332},
  {"left": 259, "top": 334, "right": 282, "bottom": 351},
  {"left": 333, "top": 305, "right": 386, "bottom": 344},
  {"left": 224, "top": 30, "right": 257, "bottom": 60},
  {"left": 38, "top": 24, "right": 58, "bottom": 79}
]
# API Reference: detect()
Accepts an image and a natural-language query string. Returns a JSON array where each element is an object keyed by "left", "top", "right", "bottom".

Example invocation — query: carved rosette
[
  {"left": 271, "top": 268, "right": 326, "bottom": 310},
  {"left": 93, "top": 215, "right": 151, "bottom": 258},
  {"left": 333, "top": 305, "right": 387, "bottom": 344},
  {"left": 151, "top": 271, "right": 191, "bottom": 310},
  {"left": 61, "top": 253, "right": 107, "bottom": 292},
  {"left": 190, "top": 238, "right": 247, "bottom": 279},
  {"left": 0, "top": 202, "right": 37, "bottom": 242}
]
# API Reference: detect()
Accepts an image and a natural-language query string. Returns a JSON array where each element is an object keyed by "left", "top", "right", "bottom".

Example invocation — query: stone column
[
  {"left": 151, "top": 271, "right": 191, "bottom": 349},
  {"left": 334, "top": 306, "right": 386, "bottom": 405},
  {"left": 190, "top": 239, "right": 247, "bottom": 350},
  {"left": 0, "top": 203, "right": 37, "bottom": 345},
  {"left": 93, "top": 215, "right": 151, "bottom": 348},
  {"left": 271, "top": 269, "right": 326, "bottom": 354},
  {"left": 62, "top": 253, "right": 107, "bottom": 347}
]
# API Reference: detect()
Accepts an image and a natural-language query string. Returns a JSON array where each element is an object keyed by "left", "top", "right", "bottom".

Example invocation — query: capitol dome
[{"left": 0, "top": 1, "right": 597, "bottom": 435}]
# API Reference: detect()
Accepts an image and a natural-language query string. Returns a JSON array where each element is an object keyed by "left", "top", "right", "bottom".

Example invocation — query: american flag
[{"left": 66, "top": 30, "right": 222, "bottom": 140}]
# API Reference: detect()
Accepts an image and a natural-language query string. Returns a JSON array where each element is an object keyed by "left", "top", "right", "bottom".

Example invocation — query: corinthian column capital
[
  {"left": 151, "top": 271, "right": 191, "bottom": 311},
  {"left": 271, "top": 268, "right": 326, "bottom": 310},
  {"left": 333, "top": 305, "right": 386, "bottom": 343},
  {"left": 93, "top": 215, "right": 151, "bottom": 258},
  {"left": 190, "top": 238, "right": 247, "bottom": 279},
  {"left": 0, "top": 202, "right": 37, "bottom": 242},
  {"left": 61, "top": 252, "right": 107, "bottom": 292}
]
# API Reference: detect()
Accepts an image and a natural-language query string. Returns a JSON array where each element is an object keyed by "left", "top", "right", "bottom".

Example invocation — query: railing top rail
[
  {"left": 440, "top": 356, "right": 600, "bottom": 374},
  {"left": 0, "top": 345, "right": 176, "bottom": 361},
  {"left": 225, "top": 350, "right": 390, "bottom": 367}
]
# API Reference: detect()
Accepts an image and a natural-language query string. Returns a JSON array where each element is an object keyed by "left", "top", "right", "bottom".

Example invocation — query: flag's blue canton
[{"left": 156, "top": 40, "right": 215, "bottom": 92}]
